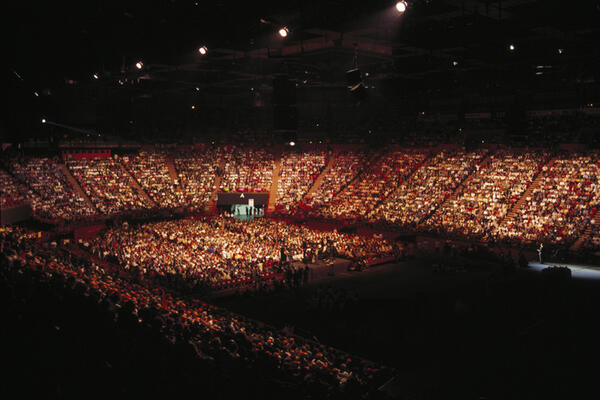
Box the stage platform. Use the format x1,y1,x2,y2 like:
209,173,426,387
528,261,600,280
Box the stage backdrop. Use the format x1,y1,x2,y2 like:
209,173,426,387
217,192,269,206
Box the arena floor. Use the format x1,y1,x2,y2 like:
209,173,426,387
215,257,600,399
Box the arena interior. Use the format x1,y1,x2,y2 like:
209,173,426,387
4,1,600,399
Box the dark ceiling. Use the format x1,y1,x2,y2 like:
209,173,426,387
8,0,599,88
5,0,600,140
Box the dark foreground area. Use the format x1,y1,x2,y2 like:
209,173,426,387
2,253,600,399
216,258,600,399
0,268,306,400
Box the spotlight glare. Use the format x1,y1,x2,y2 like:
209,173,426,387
135,61,143,70
278,27,289,38
508,44,515,51
396,1,407,13
289,141,295,146
198,46,208,55
93,73,99,79
41,118,46,124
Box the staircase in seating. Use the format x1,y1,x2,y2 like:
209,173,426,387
166,155,180,187
116,160,157,208
418,150,494,226
330,149,384,202
303,150,337,201
58,163,98,213
570,215,598,252
498,155,559,228
207,159,226,213
370,150,436,215
267,148,282,212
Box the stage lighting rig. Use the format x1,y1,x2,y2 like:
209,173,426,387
260,18,291,38
278,27,289,38
396,1,408,13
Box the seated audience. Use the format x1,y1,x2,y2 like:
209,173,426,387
67,158,149,215
320,149,427,219
121,151,185,208
425,151,548,240
497,153,600,245
219,145,274,192
306,149,371,207
374,150,486,227
276,150,327,209
9,156,95,220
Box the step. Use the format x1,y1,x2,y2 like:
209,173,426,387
166,155,180,187
267,147,282,212
371,150,436,215
500,155,559,226
206,159,226,213
422,150,494,225
116,160,157,207
58,163,98,213
303,151,337,201
570,221,598,252
330,149,384,201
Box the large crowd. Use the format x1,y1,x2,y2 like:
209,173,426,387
497,153,600,245
320,149,427,219
9,157,95,220
306,149,372,207
0,225,392,397
219,145,274,192
121,151,185,208
373,150,487,228
174,148,220,207
89,215,393,287
425,151,549,240
276,150,327,209
0,168,35,209
67,158,150,215
2,146,600,250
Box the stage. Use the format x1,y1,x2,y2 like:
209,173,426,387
528,261,600,280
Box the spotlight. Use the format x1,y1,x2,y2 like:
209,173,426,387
93,73,99,79
278,27,289,38
135,61,143,70
198,46,208,55
41,118,46,124
289,141,295,146
508,44,515,52
396,1,408,13
34,91,39,97
558,48,564,54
